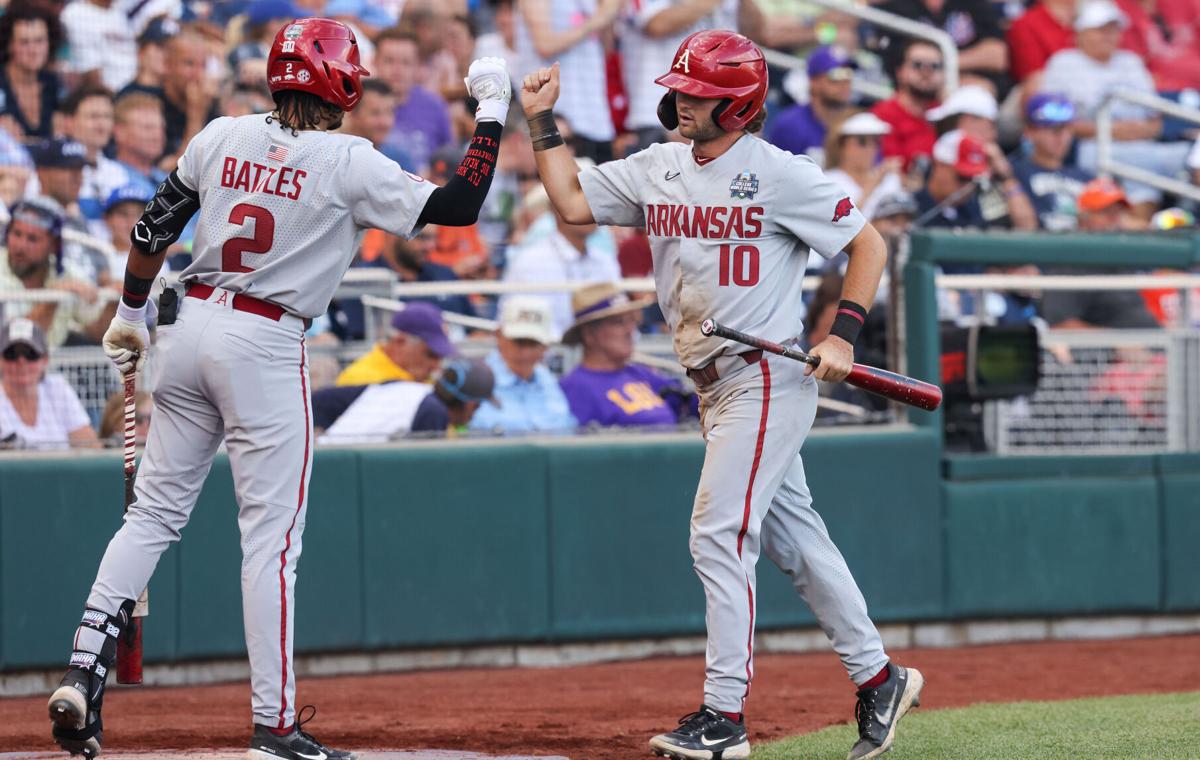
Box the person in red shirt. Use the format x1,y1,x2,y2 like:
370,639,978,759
1006,0,1077,83
871,39,944,172
1116,0,1200,90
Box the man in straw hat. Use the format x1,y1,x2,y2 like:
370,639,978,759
559,282,693,428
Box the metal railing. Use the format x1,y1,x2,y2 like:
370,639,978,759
1096,88,1200,202
761,0,958,94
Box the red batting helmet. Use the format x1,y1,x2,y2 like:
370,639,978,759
655,30,768,133
267,18,369,112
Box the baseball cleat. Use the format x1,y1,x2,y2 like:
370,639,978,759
649,705,751,759
247,705,356,760
847,663,924,760
48,668,103,758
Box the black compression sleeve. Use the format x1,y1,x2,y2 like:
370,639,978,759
417,121,502,227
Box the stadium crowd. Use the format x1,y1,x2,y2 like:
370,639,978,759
0,0,1194,446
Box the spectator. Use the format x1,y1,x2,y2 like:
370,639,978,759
474,0,518,75
373,28,453,172
1041,0,1191,218
61,0,138,92
0,317,98,449
381,227,476,317
0,197,107,346
823,112,904,222
26,137,114,285
62,86,130,240
401,6,460,90
559,282,687,428
618,0,759,153
766,46,856,163
913,129,994,229
1011,93,1092,231
343,78,414,167
112,93,167,189
119,26,220,158
470,296,576,434
100,184,155,284
1006,0,1076,84
336,301,455,386
869,189,918,238
1039,178,1160,328
124,17,178,94
502,164,622,338
0,3,64,140
516,0,623,162
98,388,153,445
317,358,495,441
926,84,998,142
1116,0,1200,91
871,39,944,173
0,130,34,206
875,0,1009,95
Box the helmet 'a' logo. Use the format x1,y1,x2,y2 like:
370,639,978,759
832,196,854,222
674,48,691,74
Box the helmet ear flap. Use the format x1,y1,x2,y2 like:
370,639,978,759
711,98,732,131
657,90,678,130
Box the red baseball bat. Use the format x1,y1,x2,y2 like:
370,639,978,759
115,370,145,685
700,319,943,411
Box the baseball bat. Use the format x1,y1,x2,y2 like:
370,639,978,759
700,319,943,411
115,370,146,685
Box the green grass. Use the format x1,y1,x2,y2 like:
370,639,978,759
754,691,1200,760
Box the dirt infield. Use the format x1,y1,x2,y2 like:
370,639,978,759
3,634,1196,758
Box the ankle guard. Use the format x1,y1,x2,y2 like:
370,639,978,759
69,600,135,712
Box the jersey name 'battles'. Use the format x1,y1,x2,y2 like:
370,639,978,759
579,135,866,368
174,113,436,317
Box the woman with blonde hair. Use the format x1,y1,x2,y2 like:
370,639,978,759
824,111,905,221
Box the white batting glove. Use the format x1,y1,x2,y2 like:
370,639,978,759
464,57,511,124
103,301,151,375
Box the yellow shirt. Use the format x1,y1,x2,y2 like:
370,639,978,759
336,344,416,386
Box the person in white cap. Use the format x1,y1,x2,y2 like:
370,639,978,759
926,84,999,143
823,112,904,222
1041,0,1190,219
469,295,576,435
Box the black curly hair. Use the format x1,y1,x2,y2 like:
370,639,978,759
0,1,64,69
268,90,344,134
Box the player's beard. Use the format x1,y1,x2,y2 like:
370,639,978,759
679,118,724,143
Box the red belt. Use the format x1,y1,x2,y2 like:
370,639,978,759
186,283,287,321
687,350,763,386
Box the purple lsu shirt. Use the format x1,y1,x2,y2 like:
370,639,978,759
559,364,678,428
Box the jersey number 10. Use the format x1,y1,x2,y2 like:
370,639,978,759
718,244,760,287
222,203,276,272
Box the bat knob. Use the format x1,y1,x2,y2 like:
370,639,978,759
700,319,716,337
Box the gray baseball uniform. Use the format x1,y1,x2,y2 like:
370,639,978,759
579,136,888,712
81,113,435,728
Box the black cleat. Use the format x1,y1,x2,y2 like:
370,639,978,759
847,663,924,759
649,705,750,759
247,706,356,760
48,666,103,758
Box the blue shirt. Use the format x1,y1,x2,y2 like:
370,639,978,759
765,104,826,158
1011,156,1092,232
468,350,576,435
385,86,452,172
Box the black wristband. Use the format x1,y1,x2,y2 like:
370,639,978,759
121,270,154,309
829,299,867,345
527,109,564,151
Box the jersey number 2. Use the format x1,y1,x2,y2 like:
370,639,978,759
718,244,759,287
222,203,275,272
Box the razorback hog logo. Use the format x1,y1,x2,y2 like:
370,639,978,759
832,196,854,222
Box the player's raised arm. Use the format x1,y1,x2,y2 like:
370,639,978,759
521,63,596,225
416,57,511,227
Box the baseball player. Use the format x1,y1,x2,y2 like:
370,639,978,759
523,30,923,760
47,18,511,760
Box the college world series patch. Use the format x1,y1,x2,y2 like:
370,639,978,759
730,171,759,200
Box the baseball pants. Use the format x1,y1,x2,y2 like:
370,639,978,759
691,353,888,713
85,290,313,728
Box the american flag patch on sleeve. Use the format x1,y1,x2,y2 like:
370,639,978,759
266,144,289,162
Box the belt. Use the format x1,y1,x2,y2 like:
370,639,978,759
186,283,289,322
687,349,764,386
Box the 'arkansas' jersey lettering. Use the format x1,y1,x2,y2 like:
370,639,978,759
645,204,764,239
220,157,306,200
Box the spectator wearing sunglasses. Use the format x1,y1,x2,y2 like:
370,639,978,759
0,317,98,450
871,39,945,173
766,46,857,164
824,112,904,223
875,0,1009,96
1011,94,1093,231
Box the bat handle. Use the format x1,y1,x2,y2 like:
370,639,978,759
123,370,136,478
